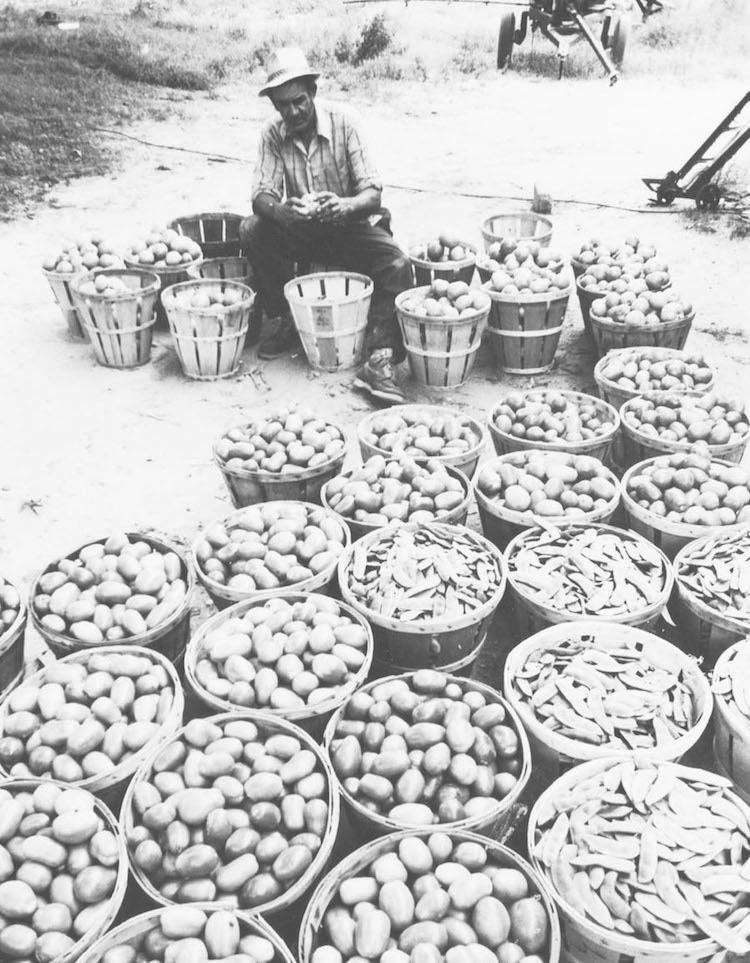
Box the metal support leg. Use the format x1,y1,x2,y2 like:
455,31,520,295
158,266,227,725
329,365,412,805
571,8,618,83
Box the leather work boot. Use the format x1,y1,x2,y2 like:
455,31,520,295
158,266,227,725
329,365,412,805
353,348,406,404
258,315,299,360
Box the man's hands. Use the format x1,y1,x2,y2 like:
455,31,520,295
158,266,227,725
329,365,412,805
314,192,354,225
272,192,355,227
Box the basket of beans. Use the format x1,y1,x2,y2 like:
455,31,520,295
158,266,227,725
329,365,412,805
122,713,339,919
622,453,750,559
185,593,373,738
619,391,750,468
0,646,183,808
30,532,193,661
193,501,350,610
0,574,25,702
78,904,294,963
322,456,471,541
476,236,564,284
504,523,673,636
712,640,750,804
300,829,561,963
474,450,620,550
213,406,347,508
673,526,750,664
489,389,620,463
594,347,714,410
338,523,506,675
407,235,478,286
504,621,712,784
571,235,658,279
325,669,530,839
528,758,750,963
357,405,487,480
0,779,127,963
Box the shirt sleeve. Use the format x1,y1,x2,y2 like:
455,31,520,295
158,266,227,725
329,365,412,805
251,123,285,202
345,113,382,194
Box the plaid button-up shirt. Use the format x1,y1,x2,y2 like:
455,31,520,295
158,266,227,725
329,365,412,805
252,103,382,205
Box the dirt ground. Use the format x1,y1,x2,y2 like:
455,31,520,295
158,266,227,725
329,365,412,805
1,71,749,682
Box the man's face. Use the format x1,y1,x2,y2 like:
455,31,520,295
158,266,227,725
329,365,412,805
270,79,316,135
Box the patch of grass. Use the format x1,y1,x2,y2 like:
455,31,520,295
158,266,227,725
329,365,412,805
0,52,156,220
452,34,493,75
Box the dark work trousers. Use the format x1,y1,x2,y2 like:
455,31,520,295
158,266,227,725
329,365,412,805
240,214,413,359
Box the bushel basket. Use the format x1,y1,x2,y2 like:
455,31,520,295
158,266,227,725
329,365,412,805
590,309,694,357
593,346,715,410
480,211,553,250
169,211,244,258
409,241,477,286
285,272,373,372
44,265,89,340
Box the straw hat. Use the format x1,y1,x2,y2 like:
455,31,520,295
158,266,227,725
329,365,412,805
259,46,320,97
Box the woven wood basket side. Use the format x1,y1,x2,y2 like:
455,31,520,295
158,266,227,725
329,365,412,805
121,712,341,919
488,325,563,375
713,641,750,804
590,310,694,358
44,267,89,340
169,211,244,258
300,829,561,963
480,212,553,251
485,285,571,332
323,672,531,839
504,620,713,783
0,592,26,704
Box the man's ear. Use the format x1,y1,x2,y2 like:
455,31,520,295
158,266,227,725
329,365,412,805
308,80,318,97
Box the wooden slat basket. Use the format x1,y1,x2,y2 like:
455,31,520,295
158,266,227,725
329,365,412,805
712,640,750,805
0,577,26,704
590,309,694,358
593,346,715,410
321,462,472,541
184,592,374,740
395,287,490,389
336,522,507,674
356,404,487,480
323,672,531,841
187,254,254,288
474,451,621,550
504,620,713,785
409,240,477,286
284,272,373,372
300,829,561,963
72,268,160,369
480,211,553,251
43,266,89,340
162,278,255,380
169,211,244,258
488,389,620,463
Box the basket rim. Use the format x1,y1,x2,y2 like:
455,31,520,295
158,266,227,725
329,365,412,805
593,346,715,399
191,500,351,604
169,211,244,226
395,285,490,324
473,449,621,529
620,454,749,540
712,639,750,734
71,267,161,300
0,644,184,790
504,521,675,622
480,211,553,238
321,461,472,536
29,530,194,648
183,591,374,722
527,756,750,955
323,670,532,834
408,239,478,270
161,277,255,309
76,902,294,963
123,253,203,274
213,418,348,479
488,389,621,453
619,389,750,457
284,271,374,307
186,255,252,281
42,264,88,280
483,279,572,303
336,520,507,633
356,404,487,467
299,826,561,963
590,306,694,334
120,710,341,916
504,619,713,763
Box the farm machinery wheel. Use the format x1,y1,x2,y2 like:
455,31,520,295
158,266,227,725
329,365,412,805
497,13,516,69
608,14,629,66
655,187,677,205
696,183,722,210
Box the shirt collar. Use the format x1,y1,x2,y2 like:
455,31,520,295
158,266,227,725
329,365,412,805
281,104,333,144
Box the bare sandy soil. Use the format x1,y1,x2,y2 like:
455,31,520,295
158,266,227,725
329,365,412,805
2,71,749,680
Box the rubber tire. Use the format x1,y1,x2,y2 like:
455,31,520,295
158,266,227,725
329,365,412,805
609,14,629,66
696,184,721,210
497,13,515,69
656,188,676,206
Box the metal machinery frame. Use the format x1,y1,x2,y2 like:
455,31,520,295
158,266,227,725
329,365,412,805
643,92,750,208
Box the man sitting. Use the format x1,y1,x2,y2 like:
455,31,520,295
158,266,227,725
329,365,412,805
240,46,413,404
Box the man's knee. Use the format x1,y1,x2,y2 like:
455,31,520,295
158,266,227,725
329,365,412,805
392,253,413,288
240,214,266,248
